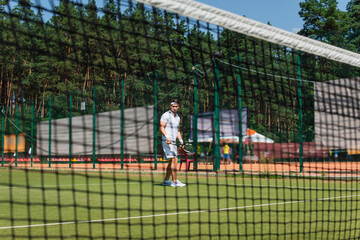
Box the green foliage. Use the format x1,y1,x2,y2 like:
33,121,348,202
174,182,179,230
299,0,349,48
347,0,360,51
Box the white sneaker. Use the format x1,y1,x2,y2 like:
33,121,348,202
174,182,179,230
173,180,186,187
162,180,172,186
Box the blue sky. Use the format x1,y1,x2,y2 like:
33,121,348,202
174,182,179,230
197,0,349,33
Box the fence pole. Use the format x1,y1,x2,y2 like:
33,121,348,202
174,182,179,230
1,107,5,167
237,56,243,171
193,65,198,170
297,51,303,172
31,101,34,167
69,93,72,168
120,75,125,170
92,87,96,169
154,72,158,170
213,59,221,171
48,97,52,168
15,105,18,167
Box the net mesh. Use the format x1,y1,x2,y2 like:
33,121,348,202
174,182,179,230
1,0,360,239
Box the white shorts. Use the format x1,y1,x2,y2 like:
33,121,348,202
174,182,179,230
162,141,178,159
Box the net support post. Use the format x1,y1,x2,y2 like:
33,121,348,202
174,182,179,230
69,93,72,168
15,105,18,167
297,51,303,172
154,72,158,170
120,75,125,170
48,97,52,168
31,101,34,167
1,107,5,167
92,87,96,169
213,59,221,171
237,56,243,171
193,65,198,170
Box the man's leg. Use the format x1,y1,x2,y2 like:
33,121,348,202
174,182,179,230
171,157,185,187
164,158,173,181
171,157,178,182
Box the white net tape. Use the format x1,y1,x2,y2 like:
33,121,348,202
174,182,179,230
137,0,360,68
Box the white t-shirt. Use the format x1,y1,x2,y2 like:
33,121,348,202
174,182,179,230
160,110,180,142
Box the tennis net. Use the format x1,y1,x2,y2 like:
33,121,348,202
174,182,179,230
1,0,360,239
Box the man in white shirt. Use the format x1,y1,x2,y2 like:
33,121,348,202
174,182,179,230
159,99,186,187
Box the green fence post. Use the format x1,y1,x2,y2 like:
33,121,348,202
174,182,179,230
193,65,198,170
93,87,96,169
154,72,158,170
69,93,72,168
120,76,125,170
1,107,5,167
237,56,243,171
48,97,52,168
213,59,221,171
297,51,303,172
31,101,34,167
15,105,18,167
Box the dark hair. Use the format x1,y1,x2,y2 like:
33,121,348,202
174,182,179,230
171,99,180,105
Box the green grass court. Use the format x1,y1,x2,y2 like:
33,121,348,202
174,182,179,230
1,169,360,239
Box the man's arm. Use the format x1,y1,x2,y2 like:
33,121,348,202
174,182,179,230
160,121,171,144
177,128,184,146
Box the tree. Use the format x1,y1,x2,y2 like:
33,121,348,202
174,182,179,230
347,0,360,52
299,0,349,48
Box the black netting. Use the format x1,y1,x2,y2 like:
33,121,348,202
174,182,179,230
0,0,360,239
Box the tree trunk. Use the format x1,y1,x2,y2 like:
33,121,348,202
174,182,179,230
83,66,90,91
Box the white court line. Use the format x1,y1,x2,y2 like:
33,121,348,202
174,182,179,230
1,193,359,230
225,183,360,191
0,182,140,189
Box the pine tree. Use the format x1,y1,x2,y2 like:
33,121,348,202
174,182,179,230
299,0,349,48
347,0,360,52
